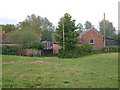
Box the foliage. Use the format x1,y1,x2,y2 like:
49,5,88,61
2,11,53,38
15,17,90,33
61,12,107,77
77,43,93,55
17,14,54,33
56,13,79,50
84,21,97,30
76,23,83,33
58,49,78,58
118,33,120,40
58,43,93,58
30,42,45,50
41,30,53,40
2,24,15,33
8,29,37,49
16,14,41,33
2,53,118,88
1,45,20,55
16,14,55,40
84,21,92,29
93,46,119,54
99,20,116,39
40,17,55,32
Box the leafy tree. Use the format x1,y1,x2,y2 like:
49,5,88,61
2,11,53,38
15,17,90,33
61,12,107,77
55,13,79,50
2,24,15,33
16,14,55,40
8,29,38,50
41,30,53,40
30,42,45,50
84,21,92,29
40,17,55,40
16,14,41,33
76,23,83,33
99,20,116,39
40,17,55,32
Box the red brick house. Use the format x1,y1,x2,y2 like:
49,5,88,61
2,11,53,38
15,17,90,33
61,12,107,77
79,29,104,49
52,29,104,54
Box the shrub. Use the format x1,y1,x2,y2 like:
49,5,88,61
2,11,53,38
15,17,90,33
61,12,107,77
101,46,119,53
93,46,119,54
77,43,93,56
1,45,20,55
58,43,93,58
30,42,45,50
58,49,78,58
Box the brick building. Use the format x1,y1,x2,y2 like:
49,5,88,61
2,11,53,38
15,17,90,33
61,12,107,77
79,29,104,49
52,29,104,54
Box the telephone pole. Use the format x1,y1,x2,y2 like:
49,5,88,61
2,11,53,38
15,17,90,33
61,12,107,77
63,19,65,50
103,13,106,47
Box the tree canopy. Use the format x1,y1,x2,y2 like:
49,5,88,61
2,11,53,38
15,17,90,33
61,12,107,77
99,20,116,39
2,24,15,33
55,13,79,50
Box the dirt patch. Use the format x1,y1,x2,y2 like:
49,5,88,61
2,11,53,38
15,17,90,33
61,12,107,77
45,57,59,58
2,61,17,64
30,61,45,63
2,60,46,64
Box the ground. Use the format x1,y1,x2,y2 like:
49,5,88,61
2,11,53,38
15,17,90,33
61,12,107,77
1,53,118,88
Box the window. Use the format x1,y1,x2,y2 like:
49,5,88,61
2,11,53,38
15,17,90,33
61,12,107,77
89,38,94,44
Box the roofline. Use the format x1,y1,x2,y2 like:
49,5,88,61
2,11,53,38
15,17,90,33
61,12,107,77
80,29,103,37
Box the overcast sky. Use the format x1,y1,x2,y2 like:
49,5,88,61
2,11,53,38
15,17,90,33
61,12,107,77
0,0,119,30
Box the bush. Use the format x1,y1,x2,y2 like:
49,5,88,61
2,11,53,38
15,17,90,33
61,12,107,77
92,46,119,54
58,49,78,58
58,43,93,58
1,45,20,55
77,43,93,56
30,42,45,50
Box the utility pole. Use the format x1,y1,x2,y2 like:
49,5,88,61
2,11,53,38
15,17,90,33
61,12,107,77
63,19,65,50
103,13,106,47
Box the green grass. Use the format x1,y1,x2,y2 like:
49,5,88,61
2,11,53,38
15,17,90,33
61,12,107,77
2,53,118,88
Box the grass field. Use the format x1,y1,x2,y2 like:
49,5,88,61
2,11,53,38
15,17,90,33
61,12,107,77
2,53,118,88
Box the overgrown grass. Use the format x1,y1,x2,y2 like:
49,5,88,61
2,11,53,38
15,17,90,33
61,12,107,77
2,53,118,88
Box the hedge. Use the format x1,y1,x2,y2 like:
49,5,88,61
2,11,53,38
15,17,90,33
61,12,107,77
0,45,20,55
58,43,93,58
58,43,119,58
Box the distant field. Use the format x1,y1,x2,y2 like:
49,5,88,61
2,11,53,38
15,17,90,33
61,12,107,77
2,53,118,88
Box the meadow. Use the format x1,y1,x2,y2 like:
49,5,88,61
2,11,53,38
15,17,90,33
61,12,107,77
2,53,118,88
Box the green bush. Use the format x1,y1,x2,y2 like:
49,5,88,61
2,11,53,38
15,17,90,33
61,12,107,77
58,49,78,58
77,43,93,56
93,46,119,54
30,42,45,50
58,43,93,58
1,45,20,55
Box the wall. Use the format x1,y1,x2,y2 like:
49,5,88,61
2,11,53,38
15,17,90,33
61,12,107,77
81,30,104,49
53,43,61,54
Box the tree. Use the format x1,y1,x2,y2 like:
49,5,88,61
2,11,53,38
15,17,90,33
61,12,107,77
16,14,41,34
16,14,55,40
99,20,116,39
84,21,92,29
8,29,37,49
30,42,45,50
55,13,79,50
117,33,120,40
76,23,83,33
41,30,53,40
40,17,55,40
40,17,55,32
2,24,15,33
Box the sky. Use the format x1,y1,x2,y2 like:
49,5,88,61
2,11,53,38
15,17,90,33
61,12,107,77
0,0,119,31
